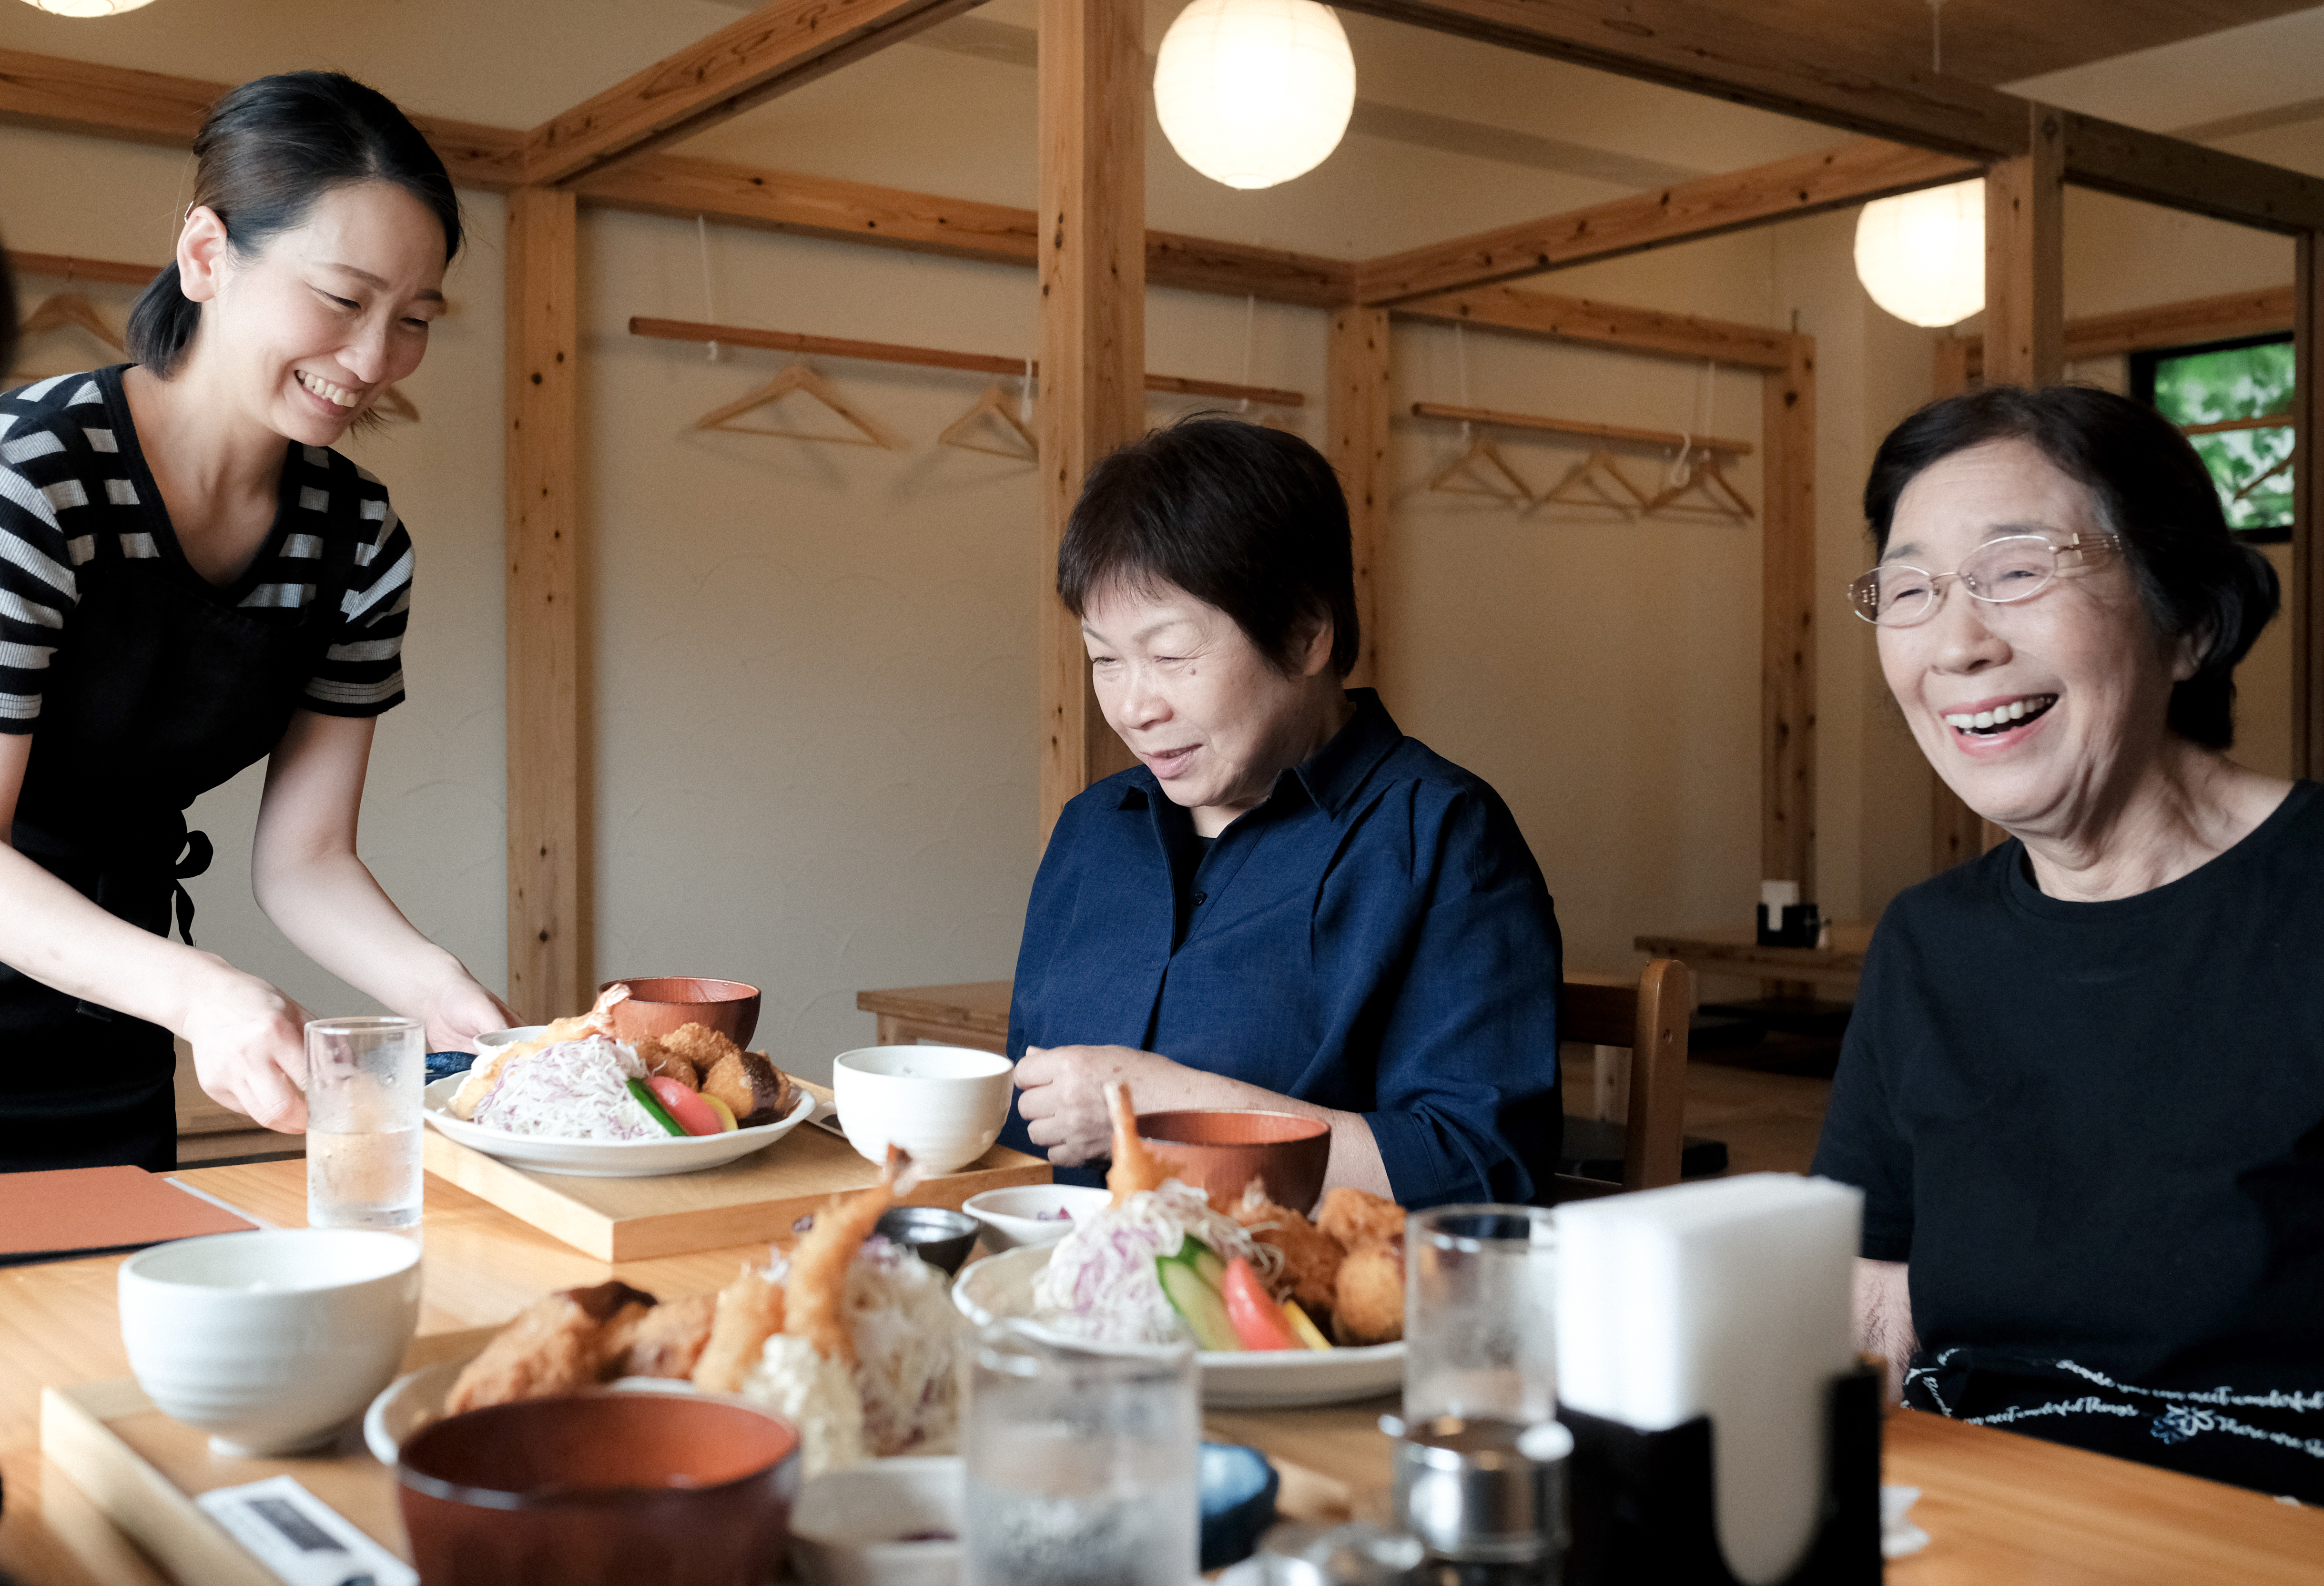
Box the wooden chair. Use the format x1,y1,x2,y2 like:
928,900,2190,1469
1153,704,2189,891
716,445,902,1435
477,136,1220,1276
1551,957,1693,1201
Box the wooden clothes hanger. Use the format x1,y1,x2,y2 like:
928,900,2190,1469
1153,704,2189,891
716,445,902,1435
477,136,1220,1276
1429,427,1533,505
1647,450,1755,520
938,382,1036,460
17,291,124,354
1539,447,1652,516
696,362,896,447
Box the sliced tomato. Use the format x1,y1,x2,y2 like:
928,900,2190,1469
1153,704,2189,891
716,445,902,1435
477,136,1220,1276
1221,1256,1303,1352
647,1075,723,1137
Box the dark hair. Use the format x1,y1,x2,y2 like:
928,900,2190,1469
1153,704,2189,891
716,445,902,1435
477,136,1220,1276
1864,384,2279,750
1058,417,1360,677
129,71,462,378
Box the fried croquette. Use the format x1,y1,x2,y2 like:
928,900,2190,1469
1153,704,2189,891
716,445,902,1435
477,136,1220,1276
1332,1237,1405,1345
631,1036,700,1090
1230,1190,1345,1321
1317,1186,1406,1252
614,1290,717,1379
446,1280,658,1413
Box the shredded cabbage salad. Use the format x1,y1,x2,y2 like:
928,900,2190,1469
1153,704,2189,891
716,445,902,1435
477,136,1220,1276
470,1037,657,1140
1031,1181,1283,1346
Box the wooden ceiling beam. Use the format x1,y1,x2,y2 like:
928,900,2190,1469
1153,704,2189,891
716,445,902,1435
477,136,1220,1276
571,152,1356,306
1392,284,1791,368
0,46,528,191
519,0,984,187
1356,139,1980,305
1952,284,2298,379
1330,0,2324,234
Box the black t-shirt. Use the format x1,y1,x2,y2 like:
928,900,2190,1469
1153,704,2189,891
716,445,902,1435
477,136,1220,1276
1814,783,2324,1493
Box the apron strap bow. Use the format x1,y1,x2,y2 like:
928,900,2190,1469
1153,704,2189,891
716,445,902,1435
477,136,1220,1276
172,828,213,946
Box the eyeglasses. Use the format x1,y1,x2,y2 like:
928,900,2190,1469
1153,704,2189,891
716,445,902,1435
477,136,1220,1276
1847,531,2121,627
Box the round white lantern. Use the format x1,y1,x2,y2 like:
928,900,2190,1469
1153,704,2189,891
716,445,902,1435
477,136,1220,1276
1853,179,1986,328
1154,0,1357,192
16,0,159,13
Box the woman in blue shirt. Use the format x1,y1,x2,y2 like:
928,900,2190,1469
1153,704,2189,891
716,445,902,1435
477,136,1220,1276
1003,418,1563,1207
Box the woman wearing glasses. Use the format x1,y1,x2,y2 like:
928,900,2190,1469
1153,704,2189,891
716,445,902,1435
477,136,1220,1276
1812,385,2323,1499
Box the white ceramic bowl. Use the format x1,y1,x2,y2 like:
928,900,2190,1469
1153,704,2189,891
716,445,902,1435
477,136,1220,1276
789,1456,962,1586
119,1229,422,1456
474,1024,548,1053
831,1046,1014,1176
962,1183,1113,1250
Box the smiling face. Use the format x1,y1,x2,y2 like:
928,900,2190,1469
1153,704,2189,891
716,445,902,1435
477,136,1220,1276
1877,438,2198,834
1080,579,1341,832
177,181,447,445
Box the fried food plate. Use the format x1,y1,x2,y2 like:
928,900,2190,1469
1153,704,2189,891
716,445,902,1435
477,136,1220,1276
421,1073,815,1177
951,1245,1404,1409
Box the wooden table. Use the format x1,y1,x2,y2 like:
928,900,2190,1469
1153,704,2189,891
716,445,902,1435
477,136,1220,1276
7,1159,2323,1585
857,980,1011,1053
1635,922,1876,996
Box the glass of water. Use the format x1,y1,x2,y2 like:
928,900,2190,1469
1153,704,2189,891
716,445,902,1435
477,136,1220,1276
1404,1204,1558,1426
963,1322,1198,1586
305,1016,425,1231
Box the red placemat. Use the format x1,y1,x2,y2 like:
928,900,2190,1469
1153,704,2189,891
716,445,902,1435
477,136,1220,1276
0,1165,260,1264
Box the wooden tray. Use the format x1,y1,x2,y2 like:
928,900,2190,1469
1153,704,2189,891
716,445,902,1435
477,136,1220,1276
421,1076,1049,1261
38,1329,494,1586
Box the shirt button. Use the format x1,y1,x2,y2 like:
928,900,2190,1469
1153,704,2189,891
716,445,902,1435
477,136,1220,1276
1191,891,1207,905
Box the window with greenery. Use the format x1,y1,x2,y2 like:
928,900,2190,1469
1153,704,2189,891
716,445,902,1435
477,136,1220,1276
2131,333,2294,543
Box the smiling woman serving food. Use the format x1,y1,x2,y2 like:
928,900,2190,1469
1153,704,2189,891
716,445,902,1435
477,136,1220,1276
1001,417,1563,1208
0,73,511,1171
1812,385,2324,1499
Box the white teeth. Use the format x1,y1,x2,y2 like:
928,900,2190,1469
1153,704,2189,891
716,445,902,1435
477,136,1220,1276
1946,696,2053,732
1973,711,1995,729
298,372,357,409
2007,701,2024,721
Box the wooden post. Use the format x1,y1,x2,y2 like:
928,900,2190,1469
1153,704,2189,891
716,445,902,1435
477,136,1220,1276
504,188,586,1021
1983,104,2066,389
2296,232,2324,779
1328,306,1391,687
1036,0,1147,841
1762,333,1817,902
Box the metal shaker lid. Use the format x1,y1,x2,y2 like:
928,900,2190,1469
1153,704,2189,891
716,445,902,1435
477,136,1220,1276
1254,1521,1426,1585
1390,1416,1572,1564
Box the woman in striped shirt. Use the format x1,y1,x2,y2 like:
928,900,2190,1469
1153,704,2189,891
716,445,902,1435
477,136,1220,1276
0,73,512,1169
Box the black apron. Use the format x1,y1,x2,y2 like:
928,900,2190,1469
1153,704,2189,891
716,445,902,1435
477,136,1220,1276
0,372,365,1171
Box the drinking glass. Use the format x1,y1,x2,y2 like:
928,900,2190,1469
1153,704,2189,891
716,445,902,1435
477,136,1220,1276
1404,1204,1557,1425
962,1322,1198,1586
305,1016,425,1231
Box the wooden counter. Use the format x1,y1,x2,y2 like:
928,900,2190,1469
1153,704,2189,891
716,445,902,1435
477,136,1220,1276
856,980,1011,1053
5,1158,2321,1585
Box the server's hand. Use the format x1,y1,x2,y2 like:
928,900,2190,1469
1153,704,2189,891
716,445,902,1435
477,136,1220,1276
183,971,313,1132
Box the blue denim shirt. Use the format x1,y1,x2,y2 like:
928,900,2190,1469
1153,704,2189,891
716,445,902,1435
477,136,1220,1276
1002,691,1563,1206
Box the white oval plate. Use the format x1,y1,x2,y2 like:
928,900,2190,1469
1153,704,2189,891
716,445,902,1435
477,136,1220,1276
421,1072,815,1177
952,1245,1404,1409
363,1344,697,1466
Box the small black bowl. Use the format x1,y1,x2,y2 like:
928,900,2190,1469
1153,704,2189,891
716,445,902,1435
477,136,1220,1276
873,1207,979,1276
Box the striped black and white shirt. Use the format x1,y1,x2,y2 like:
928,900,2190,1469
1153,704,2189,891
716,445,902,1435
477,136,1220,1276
0,366,413,732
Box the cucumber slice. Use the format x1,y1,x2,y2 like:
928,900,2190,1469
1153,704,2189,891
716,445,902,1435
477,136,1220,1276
626,1078,687,1138
1157,1247,1241,1352
1180,1237,1228,1291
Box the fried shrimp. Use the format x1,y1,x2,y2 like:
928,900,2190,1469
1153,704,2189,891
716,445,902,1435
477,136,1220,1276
784,1146,921,1369
1230,1184,1345,1320
1105,1081,1176,1206
446,1280,656,1413
693,1261,787,1394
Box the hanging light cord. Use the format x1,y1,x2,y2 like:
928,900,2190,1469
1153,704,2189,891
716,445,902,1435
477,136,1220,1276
696,214,720,362
1929,0,1944,75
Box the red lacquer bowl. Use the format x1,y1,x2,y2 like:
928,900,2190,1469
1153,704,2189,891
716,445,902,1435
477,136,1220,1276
1137,1108,1332,1214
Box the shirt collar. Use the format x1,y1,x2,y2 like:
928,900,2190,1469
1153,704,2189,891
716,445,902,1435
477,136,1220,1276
1109,687,1404,822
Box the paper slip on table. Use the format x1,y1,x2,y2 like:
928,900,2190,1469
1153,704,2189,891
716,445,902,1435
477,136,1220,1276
38,1327,1371,1586
421,1074,1049,1261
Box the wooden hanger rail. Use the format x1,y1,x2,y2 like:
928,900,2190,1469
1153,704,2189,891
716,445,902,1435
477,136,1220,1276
1411,400,1753,457
5,250,161,288
630,316,1305,410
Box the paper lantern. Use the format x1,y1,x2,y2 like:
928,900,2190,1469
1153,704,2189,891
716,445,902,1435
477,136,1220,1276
15,0,159,12
1853,179,1986,329
1154,0,1356,191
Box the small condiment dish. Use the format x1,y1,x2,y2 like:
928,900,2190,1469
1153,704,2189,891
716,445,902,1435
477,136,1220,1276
874,1206,981,1275
118,1228,422,1456
831,1046,1014,1176
789,1454,962,1586
962,1183,1112,1250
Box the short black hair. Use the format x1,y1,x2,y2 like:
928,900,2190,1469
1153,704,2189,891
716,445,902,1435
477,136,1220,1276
129,71,462,379
1058,416,1360,677
1864,384,2279,750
